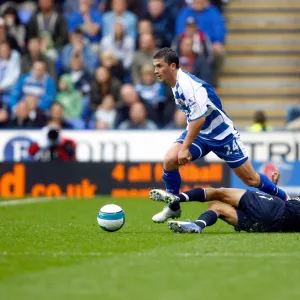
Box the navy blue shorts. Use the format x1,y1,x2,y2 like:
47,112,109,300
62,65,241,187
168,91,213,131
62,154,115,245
235,191,285,232
176,131,248,168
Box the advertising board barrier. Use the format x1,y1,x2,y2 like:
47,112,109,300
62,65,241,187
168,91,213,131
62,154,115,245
0,161,230,198
0,130,299,162
231,161,300,196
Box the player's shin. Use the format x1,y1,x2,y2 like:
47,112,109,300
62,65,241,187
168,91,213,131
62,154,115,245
195,210,218,231
176,188,207,202
257,173,287,200
162,169,181,211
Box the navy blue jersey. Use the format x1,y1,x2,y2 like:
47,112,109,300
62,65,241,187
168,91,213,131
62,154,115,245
236,191,300,232
236,191,285,232
281,198,300,232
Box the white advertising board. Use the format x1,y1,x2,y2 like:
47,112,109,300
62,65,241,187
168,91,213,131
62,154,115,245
0,130,299,162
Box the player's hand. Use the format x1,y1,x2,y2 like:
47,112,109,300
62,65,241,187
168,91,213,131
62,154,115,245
271,171,280,185
178,148,192,165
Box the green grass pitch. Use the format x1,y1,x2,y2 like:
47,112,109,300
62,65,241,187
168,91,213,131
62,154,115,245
1,197,300,300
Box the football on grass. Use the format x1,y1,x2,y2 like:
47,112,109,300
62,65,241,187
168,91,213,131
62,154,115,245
97,204,125,232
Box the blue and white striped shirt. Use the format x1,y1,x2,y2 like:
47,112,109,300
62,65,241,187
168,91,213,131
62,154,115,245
172,69,236,141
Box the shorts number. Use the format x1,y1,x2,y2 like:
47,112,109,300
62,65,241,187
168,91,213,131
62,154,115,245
224,140,239,155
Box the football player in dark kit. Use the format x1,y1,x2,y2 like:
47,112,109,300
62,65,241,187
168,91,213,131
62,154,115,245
150,171,300,233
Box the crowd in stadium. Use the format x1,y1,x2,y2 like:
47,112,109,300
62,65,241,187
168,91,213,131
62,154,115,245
0,0,245,131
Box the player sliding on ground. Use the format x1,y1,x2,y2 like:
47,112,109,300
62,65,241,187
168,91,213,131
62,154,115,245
152,48,288,223
149,172,300,233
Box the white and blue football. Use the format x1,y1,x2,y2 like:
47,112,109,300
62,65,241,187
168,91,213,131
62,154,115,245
97,204,125,232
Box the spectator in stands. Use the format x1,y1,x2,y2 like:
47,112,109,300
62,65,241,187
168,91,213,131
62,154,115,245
131,33,157,84
93,94,117,129
0,1,37,16
2,6,26,50
135,64,176,127
7,100,33,128
103,0,145,18
165,109,187,129
137,19,161,50
10,59,56,110
102,0,137,39
48,102,73,128
248,110,272,132
100,19,135,70
100,50,126,82
286,104,300,130
69,54,91,97
68,54,91,119
118,101,157,129
0,17,19,51
176,0,227,86
26,0,68,60
67,0,102,50
0,41,21,104
56,74,84,129
179,36,213,84
172,16,213,62
116,83,140,124
145,0,174,48
25,94,47,127
21,37,56,80
62,28,98,76
138,19,153,36
135,64,165,106
90,66,121,112
63,0,103,14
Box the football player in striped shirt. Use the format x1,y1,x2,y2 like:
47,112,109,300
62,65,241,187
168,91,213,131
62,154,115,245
152,47,287,223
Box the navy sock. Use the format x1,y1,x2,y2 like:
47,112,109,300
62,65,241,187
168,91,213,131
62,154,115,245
162,169,181,211
176,188,206,202
195,210,218,230
257,173,287,200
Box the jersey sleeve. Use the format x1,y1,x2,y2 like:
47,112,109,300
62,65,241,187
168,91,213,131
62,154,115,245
186,86,209,122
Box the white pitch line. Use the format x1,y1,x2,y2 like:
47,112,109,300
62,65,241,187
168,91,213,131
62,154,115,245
1,251,300,258
0,197,65,207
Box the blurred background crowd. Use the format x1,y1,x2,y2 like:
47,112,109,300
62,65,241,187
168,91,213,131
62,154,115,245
0,0,229,131
0,0,298,132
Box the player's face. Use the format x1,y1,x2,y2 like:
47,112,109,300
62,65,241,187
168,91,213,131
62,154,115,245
153,58,175,86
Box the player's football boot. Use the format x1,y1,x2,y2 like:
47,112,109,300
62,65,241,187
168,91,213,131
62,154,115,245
149,189,180,205
168,220,202,234
152,206,181,223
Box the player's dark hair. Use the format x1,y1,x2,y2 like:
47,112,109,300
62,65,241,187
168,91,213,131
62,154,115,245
153,47,179,69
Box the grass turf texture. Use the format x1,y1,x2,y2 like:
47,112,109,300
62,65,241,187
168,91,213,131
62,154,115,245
1,197,300,300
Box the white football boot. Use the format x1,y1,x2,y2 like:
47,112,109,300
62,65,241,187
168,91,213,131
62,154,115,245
149,189,180,205
168,220,202,234
152,206,181,223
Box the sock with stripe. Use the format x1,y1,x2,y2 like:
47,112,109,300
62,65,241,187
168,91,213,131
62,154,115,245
176,188,206,203
257,173,287,200
195,210,218,230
